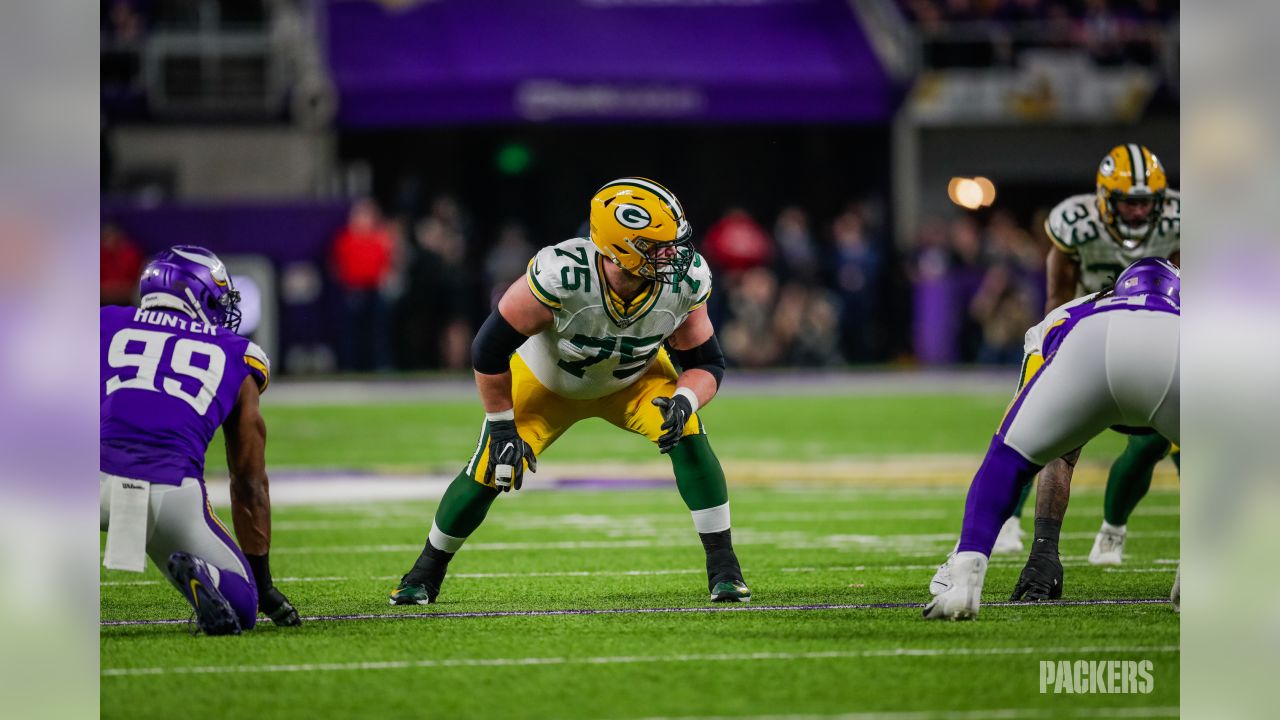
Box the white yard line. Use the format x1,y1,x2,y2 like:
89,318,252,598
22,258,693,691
270,509,957,532
257,530,1179,555
101,568,706,587
100,560,1182,587
102,644,1178,678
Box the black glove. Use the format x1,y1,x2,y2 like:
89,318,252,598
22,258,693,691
484,419,537,491
259,586,302,627
651,395,693,454
1010,552,1063,601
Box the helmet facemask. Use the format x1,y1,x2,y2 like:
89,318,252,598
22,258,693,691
1101,189,1164,249
214,285,243,333
630,223,694,286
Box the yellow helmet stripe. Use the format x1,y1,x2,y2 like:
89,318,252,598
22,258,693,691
1127,143,1145,186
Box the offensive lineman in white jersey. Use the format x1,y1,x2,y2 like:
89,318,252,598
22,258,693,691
993,144,1180,569
389,177,750,605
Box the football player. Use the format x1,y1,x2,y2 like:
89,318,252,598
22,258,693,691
390,177,750,605
925,259,1180,620
996,144,1180,563
101,246,300,634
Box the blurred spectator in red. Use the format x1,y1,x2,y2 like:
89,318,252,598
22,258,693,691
331,198,396,371
101,222,144,306
702,207,774,276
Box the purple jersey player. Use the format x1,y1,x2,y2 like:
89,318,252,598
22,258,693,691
925,258,1180,620
100,246,300,634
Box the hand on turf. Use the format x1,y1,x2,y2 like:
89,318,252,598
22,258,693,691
260,586,302,627
1010,553,1063,602
485,419,537,491
651,395,693,454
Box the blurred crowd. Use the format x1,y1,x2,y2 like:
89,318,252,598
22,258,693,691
102,196,1054,372
907,209,1048,366
297,195,1052,373
898,0,1179,67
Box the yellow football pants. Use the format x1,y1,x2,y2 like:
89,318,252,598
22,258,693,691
465,349,705,488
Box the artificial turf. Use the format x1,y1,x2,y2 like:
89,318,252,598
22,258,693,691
102,389,1177,719
102,490,1178,718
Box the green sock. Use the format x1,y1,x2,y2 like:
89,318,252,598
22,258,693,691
669,434,729,512
1103,433,1171,526
1010,475,1033,518
434,470,500,538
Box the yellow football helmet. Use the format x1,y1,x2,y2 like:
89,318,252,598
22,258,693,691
589,177,694,284
1096,143,1168,246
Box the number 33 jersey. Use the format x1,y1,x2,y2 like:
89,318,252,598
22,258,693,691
1044,190,1180,294
100,305,270,485
519,237,713,400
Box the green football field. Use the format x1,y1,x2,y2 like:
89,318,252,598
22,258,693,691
101,387,1180,719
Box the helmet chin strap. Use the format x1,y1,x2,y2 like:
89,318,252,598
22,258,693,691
183,287,216,326
140,292,199,319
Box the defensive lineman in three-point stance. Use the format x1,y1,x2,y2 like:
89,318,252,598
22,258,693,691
989,143,1180,567
924,259,1180,620
390,177,751,606
101,246,300,634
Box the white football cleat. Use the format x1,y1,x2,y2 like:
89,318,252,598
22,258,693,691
1170,566,1180,613
923,551,987,620
992,516,1025,554
929,553,953,596
1088,522,1127,565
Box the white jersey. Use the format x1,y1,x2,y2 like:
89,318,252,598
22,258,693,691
518,237,713,400
1044,190,1180,293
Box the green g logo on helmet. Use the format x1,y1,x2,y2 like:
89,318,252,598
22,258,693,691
614,203,651,230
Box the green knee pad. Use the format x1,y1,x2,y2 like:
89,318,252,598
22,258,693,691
669,434,729,512
434,470,500,539
1103,433,1172,526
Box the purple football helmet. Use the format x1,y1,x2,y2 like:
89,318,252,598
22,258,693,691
138,246,242,332
1113,257,1180,304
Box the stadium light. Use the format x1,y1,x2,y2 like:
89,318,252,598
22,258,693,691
974,176,996,206
948,176,997,210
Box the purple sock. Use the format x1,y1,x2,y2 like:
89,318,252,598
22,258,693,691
216,568,259,631
957,436,1043,556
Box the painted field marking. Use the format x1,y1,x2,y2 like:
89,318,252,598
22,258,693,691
101,560,1181,587
101,598,1172,628
238,530,1179,555
627,707,1179,720
101,643,1178,678
270,509,960,532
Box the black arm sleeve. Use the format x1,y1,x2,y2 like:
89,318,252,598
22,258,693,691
671,334,726,389
472,311,529,375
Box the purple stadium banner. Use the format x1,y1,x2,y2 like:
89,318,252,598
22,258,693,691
323,0,897,126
